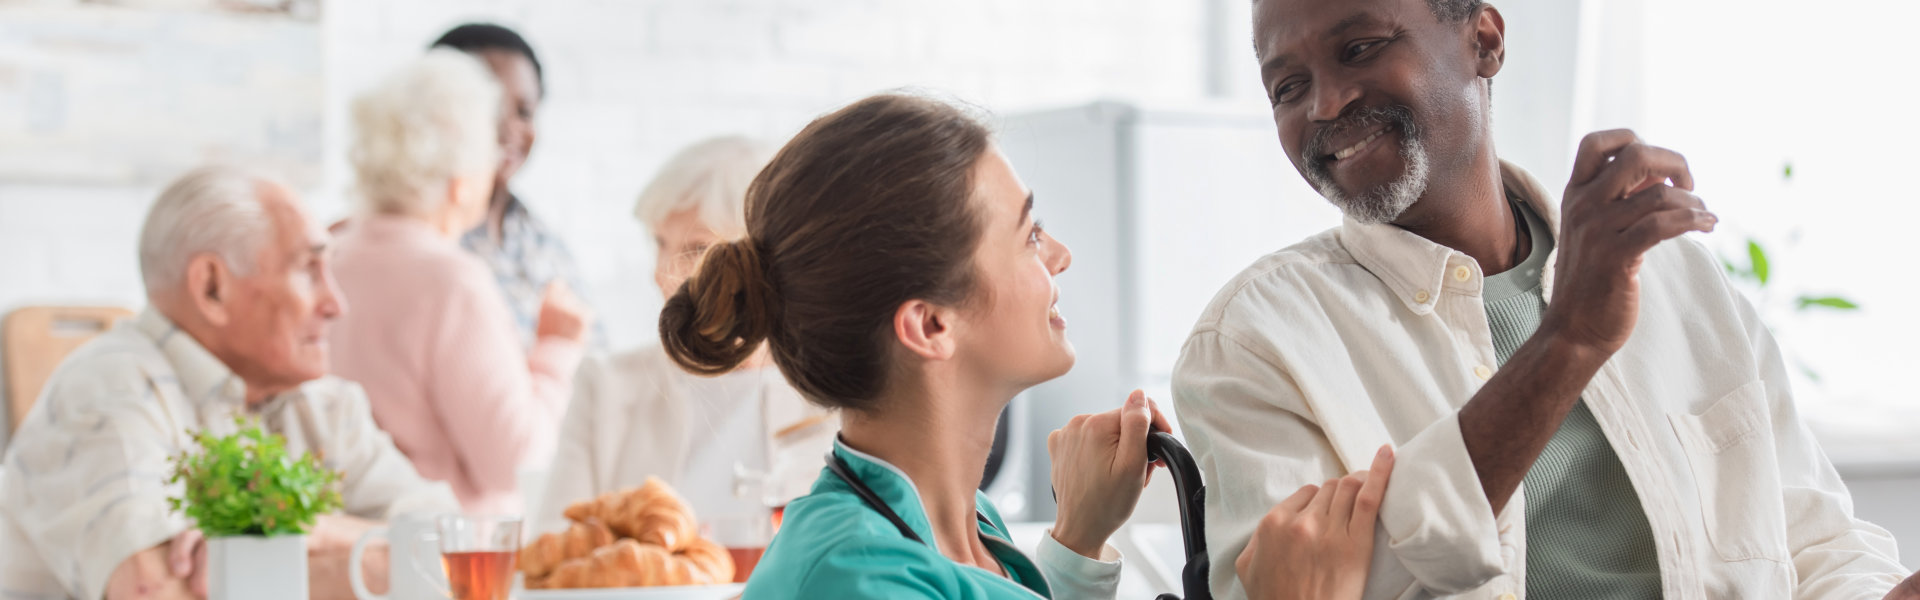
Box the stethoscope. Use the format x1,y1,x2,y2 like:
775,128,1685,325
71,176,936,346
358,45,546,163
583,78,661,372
824,452,998,545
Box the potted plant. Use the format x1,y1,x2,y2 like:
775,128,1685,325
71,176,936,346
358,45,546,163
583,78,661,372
169,419,343,600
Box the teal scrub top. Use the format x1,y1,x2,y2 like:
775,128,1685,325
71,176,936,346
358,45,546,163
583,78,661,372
741,440,1054,599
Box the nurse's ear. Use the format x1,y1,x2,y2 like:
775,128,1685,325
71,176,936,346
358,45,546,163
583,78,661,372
892,298,958,362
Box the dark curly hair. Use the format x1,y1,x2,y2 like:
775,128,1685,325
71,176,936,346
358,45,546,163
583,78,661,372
429,23,544,98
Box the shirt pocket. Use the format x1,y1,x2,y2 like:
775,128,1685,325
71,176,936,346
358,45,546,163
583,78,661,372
1666,379,1789,563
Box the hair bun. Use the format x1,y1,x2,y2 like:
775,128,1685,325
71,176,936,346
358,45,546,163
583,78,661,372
659,238,778,375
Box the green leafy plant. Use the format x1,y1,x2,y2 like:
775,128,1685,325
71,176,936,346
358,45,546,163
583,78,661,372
168,419,343,537
1718,161,1861,383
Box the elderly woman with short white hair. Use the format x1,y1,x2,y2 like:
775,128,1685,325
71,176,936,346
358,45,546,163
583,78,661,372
534,137,835,552
328,49,583,515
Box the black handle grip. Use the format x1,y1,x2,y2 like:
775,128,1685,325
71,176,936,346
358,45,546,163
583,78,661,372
1145,431,1211,600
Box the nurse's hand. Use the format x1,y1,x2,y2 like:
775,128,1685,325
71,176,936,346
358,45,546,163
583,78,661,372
1236,444,1394,600
1048,389,1170,559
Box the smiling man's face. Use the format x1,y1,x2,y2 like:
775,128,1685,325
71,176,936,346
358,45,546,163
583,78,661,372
1255,0,1495,224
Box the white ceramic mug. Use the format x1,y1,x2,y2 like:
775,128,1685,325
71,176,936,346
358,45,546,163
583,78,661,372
349,513,450,600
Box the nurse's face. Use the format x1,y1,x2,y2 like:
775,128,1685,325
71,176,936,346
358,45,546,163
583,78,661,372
953,147,1076,391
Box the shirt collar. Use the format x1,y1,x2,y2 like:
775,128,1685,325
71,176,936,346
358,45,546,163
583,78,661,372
831,437,940,544
134,308,300,417
827,438,1051,597
1337,160,1562,314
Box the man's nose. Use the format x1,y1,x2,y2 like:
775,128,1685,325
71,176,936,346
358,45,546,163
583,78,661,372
318,277,347,319
1308,76,1361,124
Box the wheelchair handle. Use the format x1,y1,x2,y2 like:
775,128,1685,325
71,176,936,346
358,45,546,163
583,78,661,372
1146,431,1211,600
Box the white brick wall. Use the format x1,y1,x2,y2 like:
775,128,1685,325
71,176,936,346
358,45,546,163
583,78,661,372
318,0,1211,351
1,0,1215,420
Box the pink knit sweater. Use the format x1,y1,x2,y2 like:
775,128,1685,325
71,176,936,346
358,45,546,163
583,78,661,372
328,215,581,515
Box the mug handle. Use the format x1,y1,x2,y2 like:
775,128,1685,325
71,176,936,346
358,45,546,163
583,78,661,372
410,531,453,599
349,526,389,600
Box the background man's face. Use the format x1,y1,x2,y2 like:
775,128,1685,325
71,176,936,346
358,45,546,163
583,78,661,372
219,184,344,391
1254,0,1489,223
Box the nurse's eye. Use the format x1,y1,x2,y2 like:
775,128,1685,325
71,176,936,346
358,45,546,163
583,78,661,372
1028,221,1046,245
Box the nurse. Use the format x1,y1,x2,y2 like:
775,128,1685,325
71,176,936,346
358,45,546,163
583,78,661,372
659,93,1390,599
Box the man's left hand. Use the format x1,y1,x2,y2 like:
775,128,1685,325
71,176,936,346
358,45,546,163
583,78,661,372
1885,572,1920,600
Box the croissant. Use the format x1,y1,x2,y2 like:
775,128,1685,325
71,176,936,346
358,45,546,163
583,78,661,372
562,477,699,551
676,536,735,585
539,539,696,589
518,519,616,578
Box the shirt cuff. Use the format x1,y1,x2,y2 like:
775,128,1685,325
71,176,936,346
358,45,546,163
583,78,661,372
527,337,585,381
79,507,186,600
383,481,462,521
1036,528,1122,600
1377,410,1507,594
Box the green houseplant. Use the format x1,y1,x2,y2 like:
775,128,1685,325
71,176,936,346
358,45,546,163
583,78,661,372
1717,162,1862,386
169,419,343,600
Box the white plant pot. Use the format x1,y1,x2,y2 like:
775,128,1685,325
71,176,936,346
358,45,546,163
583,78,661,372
209,534,308,600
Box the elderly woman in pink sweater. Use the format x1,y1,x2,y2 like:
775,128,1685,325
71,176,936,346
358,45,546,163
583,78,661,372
327,50,585,514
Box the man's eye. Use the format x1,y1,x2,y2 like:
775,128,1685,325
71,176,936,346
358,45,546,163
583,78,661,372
1346,40,1387,61
1273,81,1307,104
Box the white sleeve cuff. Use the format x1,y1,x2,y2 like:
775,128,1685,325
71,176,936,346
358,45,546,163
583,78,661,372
1378,410,1508,593
1036,528,1123,600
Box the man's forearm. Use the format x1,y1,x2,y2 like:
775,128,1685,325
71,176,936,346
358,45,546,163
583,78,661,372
1457,329,1611,514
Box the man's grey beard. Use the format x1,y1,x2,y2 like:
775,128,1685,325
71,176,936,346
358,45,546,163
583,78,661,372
1302,106,1432,225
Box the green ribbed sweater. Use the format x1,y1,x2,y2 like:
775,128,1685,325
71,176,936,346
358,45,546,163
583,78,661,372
1485,202,1663,599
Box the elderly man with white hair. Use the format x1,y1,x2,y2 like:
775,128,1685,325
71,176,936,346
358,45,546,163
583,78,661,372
532,136,835,543
0,165,460,600
326,49,583,516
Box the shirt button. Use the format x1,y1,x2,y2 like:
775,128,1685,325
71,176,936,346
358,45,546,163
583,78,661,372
1414,290,1432,303
1453,266,1472,282
1474,365,1494,380
1500,594,1517,600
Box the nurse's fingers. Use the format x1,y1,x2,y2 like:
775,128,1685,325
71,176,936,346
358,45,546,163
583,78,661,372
1306,477,1338,519
1327,472,1365,528
1276,483,1319,514
1351,445,1395,534
1116,391,1150,471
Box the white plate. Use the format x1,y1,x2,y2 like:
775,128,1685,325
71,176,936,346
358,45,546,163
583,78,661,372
518,584,745,600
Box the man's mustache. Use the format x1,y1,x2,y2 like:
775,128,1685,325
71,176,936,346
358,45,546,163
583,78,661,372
1304,105,1420,166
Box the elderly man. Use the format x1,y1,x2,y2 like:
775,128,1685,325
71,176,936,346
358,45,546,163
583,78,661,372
0,166,460,600
1173,0,1920,598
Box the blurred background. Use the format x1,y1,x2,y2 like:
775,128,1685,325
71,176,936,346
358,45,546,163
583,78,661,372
2,0,1916,588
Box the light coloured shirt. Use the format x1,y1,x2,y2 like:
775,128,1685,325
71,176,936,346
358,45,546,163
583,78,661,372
1171,161,1906,599
679,367,773,518
459,195,607,352
331,215,583,515
0,309,459,600
534,347,835,535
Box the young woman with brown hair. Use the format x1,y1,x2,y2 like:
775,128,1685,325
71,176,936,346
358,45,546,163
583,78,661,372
659,93,1391,599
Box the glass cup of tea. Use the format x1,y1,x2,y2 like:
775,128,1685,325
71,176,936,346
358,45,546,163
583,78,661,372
437,515,521,600
704,512,773,584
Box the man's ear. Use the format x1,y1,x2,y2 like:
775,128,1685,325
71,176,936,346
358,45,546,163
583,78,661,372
1472,4,1507,79
185,254,234,327
892,299,957,362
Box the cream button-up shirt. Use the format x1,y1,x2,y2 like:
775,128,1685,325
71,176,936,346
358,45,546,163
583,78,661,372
0,309,459,600
1172,161,1906,599
533,346,836,536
